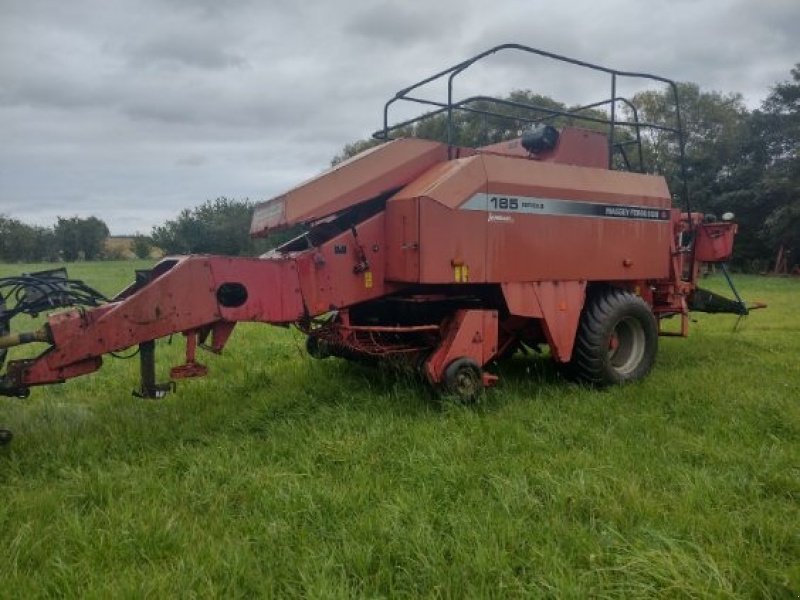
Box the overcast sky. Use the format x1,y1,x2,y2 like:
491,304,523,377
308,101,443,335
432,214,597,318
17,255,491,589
1,0,797,235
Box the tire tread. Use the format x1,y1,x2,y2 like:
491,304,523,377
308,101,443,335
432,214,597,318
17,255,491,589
567,287,658,386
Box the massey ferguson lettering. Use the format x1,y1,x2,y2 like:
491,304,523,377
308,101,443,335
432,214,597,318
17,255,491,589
462,193,669,221
603,206,664,220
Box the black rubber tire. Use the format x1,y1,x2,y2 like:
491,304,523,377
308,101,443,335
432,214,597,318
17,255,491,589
568,288,658,386
443,357,483,402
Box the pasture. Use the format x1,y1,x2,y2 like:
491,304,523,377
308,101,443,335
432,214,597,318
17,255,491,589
1,261,798,597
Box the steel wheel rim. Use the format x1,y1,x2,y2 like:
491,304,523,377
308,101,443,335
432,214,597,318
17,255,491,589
608,316,646,376
453,367,479,398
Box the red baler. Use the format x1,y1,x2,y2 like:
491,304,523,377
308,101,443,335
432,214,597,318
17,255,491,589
0,45,758,423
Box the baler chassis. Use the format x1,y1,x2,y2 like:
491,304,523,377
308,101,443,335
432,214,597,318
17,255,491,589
0,45,765,443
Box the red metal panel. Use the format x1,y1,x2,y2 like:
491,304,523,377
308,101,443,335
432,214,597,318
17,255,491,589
384,196,420,282
395,155,487,209
695,222,737,263
419,198,488,283
394,156,488,284
480,154,672,282
387,152,670,285
250,138,448,235
207,257,305,323
294,212,396,315
478,127,609,169
531,281,586,362
500,282,544,317
500,280,586,362
481,152,670,208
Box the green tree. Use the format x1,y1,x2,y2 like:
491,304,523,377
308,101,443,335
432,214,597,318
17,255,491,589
629,83,749,208
54,216,109,261
132,235,152,259
151,198,275,256
0,216,58,262
756,64,800,267
627,83,781,267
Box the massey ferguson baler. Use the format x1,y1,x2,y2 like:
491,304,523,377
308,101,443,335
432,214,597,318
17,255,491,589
0,46,759,441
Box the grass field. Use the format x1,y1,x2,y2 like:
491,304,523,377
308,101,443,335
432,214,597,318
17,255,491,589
1,261,798,597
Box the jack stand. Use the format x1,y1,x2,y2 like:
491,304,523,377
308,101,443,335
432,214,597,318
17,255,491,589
0,428,11,446
133,340,175,399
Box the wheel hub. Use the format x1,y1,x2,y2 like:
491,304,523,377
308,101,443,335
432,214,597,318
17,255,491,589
607,316,646,376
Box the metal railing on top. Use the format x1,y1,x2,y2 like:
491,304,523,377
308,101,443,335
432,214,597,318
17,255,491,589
373,43,689,216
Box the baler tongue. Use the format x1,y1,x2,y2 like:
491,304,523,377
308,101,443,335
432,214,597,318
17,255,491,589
688,264,767,316
688,288,749,315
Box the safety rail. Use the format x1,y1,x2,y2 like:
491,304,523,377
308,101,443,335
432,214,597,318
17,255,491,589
373,43,689,214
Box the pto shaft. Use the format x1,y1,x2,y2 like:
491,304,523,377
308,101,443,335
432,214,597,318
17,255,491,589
0,328,50,350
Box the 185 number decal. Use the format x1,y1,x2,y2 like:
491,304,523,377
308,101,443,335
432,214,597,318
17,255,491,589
489,196,519,210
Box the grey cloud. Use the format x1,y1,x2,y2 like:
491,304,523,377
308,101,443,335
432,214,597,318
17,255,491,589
344,2,457,43
176,154,208,167
126,35,246,70
1,0,797,234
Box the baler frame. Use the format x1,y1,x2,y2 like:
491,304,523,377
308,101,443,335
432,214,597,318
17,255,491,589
1,45,763,445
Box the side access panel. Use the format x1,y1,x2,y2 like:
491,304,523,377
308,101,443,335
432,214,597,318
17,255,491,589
385,197,420,283
388,155,489,284
419,198,487,284
295,212,395,315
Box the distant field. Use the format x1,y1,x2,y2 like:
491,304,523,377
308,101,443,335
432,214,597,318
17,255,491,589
1,261,798,597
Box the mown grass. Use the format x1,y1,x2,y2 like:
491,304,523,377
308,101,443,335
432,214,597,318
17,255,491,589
1,261,798,597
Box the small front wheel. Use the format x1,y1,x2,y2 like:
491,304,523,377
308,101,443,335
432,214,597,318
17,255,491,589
0,429,12,446
443,358,483,402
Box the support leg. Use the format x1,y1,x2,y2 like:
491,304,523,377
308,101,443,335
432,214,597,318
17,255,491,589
134,341,174,399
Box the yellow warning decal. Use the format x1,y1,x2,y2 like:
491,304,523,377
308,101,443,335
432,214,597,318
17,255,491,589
453,265,470,283
364,271,373,289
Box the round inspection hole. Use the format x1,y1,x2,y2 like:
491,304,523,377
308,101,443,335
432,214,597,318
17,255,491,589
217,282,248,308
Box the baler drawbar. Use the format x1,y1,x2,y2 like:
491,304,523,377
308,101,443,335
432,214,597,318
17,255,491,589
0,45,763,439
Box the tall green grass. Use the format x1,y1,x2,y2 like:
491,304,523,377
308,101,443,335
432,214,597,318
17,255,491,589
1,262,798,597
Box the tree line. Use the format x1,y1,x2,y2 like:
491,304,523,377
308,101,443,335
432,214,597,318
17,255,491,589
2,65,797,270
0,199,292,263
0,215,110,262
